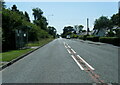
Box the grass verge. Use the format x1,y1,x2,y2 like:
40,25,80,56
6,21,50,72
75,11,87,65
27,38,54,47
1,49,33,62
1,38,54,62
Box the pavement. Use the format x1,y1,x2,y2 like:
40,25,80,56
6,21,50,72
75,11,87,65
1,38,119,83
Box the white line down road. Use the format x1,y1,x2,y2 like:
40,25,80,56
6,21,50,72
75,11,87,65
64,41,94,71
71,55,84,70
77,55,95,70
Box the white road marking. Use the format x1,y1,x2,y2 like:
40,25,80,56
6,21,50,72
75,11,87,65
71,55,84,70
65,45,68,48
71,49,76,54
67,49,71,54
77,55,95,70
68,45,71,48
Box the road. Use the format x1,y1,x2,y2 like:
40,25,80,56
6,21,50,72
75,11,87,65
1,38,119,83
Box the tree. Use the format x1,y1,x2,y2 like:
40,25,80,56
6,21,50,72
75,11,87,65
61,26,74,38
93,16,112,31
25,11,30,22
48,26,57,38
32,8,43,20
74,25,84,34
111,13,119,26
32,8,48,31
11,5,18,12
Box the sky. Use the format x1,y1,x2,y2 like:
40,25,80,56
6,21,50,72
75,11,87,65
5,1,119,34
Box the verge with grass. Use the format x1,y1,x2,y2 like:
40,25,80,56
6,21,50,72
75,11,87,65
1,38,54,62
1,48,33,62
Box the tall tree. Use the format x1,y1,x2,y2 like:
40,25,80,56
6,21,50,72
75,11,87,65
111,13,119,26
11,5,18,11
94,16,112,30
48,26,57,38
32,8,48,30
32,8,43,20
25,11,30,22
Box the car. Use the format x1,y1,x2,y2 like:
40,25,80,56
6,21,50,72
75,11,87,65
66,35,70,39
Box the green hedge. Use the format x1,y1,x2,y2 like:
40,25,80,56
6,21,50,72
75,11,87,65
99,37,120,46
79,35,120,46
86,36,99,42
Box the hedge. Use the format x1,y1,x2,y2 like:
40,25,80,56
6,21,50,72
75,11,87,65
86,36,99,42
99,37,120,46
79,35,120,46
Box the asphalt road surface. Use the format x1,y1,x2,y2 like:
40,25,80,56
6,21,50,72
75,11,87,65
1,38,119,83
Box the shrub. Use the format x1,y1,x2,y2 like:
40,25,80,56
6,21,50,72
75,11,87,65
86,36,99,42
99,37,120,46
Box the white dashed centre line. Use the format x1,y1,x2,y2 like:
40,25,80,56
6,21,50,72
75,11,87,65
67,49,71,54
71,49,76,54
71,55,84,70
77,55,95,70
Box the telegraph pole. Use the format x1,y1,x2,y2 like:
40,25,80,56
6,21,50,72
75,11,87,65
87,18,89,35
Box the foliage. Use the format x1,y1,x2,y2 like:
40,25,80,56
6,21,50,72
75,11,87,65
86,36,99,42
48,26,57,38
32,8,48,31
25,11,30,22
74,25,84,33
2,4,52,51
61,26,74,38
111,13,119,26
93,16,112,30
99,37,120,46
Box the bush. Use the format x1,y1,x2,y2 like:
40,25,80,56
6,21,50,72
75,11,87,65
99,37,120,46
86,36,99,42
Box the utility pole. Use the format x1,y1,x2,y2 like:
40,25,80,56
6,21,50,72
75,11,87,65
87,18,89,35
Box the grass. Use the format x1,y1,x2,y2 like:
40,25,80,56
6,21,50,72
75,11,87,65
27,38,54,47
1,49,33,62
0,38,54,62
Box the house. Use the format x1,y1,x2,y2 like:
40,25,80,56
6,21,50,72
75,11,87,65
92,28,107,37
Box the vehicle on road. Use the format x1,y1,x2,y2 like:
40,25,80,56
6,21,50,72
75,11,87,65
66,35,70,39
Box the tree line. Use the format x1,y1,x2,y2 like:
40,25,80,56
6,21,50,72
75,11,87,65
61,13,119,38
1,2,57,52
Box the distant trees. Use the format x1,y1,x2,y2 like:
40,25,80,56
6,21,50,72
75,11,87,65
48,26,57,38
74,25,84,33
61,26,74,38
